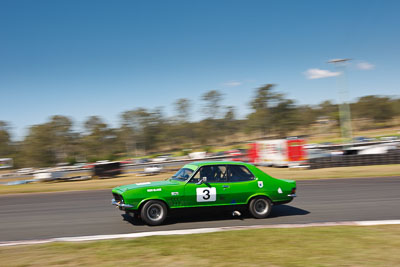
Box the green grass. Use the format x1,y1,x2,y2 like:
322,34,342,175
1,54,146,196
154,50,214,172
1,164,399,195
1,225,400,266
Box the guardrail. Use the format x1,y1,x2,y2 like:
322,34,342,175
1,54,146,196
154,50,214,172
309,149,400,169
123,155,235,168
310,140,400,150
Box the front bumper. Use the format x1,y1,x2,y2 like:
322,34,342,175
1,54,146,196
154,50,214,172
111,198,134,210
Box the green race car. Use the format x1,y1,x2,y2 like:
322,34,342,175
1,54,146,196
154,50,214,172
112,161,296,225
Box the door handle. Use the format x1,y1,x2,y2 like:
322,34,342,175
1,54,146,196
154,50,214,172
223,185,229,188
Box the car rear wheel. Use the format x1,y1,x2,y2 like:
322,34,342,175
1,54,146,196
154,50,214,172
140,200,167,226
249,197,272,219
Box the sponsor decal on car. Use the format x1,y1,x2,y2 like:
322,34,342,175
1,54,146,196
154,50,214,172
147,188,162,192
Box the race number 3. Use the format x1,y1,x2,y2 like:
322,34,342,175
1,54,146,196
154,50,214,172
196,187,216,202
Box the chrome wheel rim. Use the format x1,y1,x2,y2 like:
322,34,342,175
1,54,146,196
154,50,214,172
147,204,163,221
254,199,269,215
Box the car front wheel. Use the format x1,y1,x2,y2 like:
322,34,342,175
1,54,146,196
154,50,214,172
140,200,168,226
249,197,272,219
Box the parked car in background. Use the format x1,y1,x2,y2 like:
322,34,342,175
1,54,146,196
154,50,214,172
144,165,163,175
152,155,170,163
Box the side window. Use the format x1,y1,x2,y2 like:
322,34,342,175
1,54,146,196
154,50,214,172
188,169,201,183
189,165,227,183
227,165,255,182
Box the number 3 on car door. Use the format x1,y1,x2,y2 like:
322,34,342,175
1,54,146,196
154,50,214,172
196,187,216,202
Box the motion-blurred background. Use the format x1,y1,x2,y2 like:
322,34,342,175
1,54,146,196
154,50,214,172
0,0,399,183
1,1,400,266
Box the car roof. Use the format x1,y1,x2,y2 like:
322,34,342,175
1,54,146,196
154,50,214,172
187,161,254,167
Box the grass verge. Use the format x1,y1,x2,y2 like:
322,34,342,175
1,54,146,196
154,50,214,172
1,225,399,266
1,164,399,195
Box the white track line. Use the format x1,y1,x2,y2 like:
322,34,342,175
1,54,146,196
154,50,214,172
1,220,400,247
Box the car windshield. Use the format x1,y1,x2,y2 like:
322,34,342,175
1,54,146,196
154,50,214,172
171,168,194,181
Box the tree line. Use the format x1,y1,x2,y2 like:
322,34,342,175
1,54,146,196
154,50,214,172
1,84,399,168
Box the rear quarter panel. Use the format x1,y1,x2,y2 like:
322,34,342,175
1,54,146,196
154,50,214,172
248,164,296,203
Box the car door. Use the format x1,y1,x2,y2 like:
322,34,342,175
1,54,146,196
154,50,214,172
184,165,232,207
224,164,257,204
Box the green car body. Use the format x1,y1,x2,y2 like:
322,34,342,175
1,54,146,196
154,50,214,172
112,161,296,225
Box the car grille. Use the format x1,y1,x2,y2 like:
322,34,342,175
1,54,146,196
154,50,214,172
113,193,124,203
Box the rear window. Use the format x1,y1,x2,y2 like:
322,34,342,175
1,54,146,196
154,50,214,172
227,165,254,182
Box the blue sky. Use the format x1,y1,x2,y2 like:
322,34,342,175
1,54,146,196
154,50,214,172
1,0,399,139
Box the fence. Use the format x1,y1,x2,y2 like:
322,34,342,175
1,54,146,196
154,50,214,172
308,149,400,169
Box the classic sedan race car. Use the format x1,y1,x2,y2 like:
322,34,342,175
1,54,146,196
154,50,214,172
112,161,296,225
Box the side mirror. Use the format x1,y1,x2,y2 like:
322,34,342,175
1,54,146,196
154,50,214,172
196,176,207,185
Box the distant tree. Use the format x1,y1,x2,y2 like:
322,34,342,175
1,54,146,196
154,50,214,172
84,116,106,133
247,84,280,135
120,110,143,156
17,117,79,167
22,123,56,167
222,106,236,136
296,105,318,127
0,121,13,158
250,84,276,111
318,100,337,114
173,98,193,147
120,108,167,153
83,116,117,161
193,119,213,145
198,90,224,143
48,115,75,162
202,90,223,119
224,106,235,121
270,98,298,137
147,107,168,150
393,98,400,116
316,100,339,124
175,98,191,122
352,95,396,122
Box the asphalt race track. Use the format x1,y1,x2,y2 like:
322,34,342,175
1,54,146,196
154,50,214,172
1,177,400,242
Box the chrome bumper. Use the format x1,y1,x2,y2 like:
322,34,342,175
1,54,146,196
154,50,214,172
287,194,297,197
111,199,134,209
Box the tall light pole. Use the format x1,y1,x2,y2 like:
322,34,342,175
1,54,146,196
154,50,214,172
328,58,353,145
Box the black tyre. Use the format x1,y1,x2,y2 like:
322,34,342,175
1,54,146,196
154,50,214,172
140,200,168,226
248,197,272,219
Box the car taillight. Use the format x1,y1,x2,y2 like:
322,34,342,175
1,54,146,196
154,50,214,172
291,188,296,194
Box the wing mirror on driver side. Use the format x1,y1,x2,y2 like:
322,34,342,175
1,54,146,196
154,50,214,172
196,176,207,185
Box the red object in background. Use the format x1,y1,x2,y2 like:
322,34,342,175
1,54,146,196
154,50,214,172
120,159,133,164
226,149,244,161
287,139,306,162
246,138,307,166
83,163,95,169
247,143,259,163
